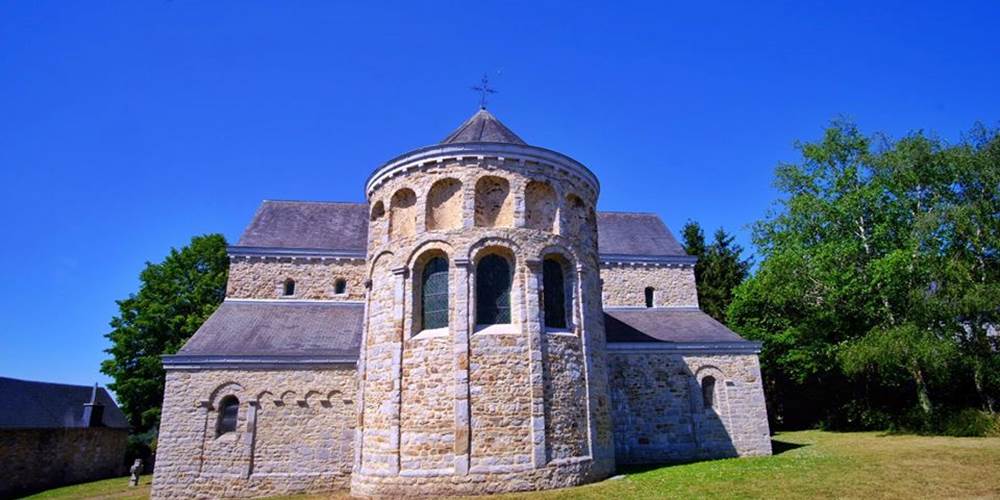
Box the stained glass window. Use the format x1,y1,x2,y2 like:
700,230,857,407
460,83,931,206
476,254,511,325
334,279,346,295
644,287,654,308
217,396,239,435
421,257,449,330
702,376,716,410
543,259,567,328
283,279,295,296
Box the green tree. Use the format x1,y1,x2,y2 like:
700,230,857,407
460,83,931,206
682,221,750,322
729,119,1000,430
101,234,229,430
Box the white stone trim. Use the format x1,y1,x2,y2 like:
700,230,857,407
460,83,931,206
606,341,762,354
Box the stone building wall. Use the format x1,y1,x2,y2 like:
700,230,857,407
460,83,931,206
226,257,366,301
600,264,698,307
0,427,126,498
607,351,771,464
151,367,356,499
354,154,615,496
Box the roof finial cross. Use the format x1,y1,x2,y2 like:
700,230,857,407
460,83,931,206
471,73,497,109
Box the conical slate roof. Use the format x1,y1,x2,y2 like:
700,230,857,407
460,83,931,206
440,108,526,145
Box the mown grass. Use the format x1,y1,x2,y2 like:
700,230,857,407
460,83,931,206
22,474,151,499
24,431,1000,499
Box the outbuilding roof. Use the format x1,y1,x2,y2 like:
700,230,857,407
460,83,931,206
173,300,364,360
0,377,129,429
236,201,369,253
440,108,527,145
597,212,688,257
604,307,747,344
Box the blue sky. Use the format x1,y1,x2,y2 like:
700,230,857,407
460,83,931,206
1,1,998,392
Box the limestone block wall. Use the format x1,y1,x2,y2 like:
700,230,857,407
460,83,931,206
0,427,126,498
152,367,356,499
600,264,698,307
226,257,365,301
607,351,771,464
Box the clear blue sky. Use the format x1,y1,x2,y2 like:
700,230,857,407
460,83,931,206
2,2,998,393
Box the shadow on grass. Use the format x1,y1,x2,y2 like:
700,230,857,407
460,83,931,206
771,439,807,455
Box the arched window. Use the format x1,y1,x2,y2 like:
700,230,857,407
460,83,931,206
701,376,716,410
421,257,449,330
476,254,512,325
283,279,296,297
644,287,654,308
334,278,347,295
543,259,567,328
217,396,239,436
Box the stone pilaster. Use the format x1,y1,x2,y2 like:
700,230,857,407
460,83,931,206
524,259,547,467
452,258,472,474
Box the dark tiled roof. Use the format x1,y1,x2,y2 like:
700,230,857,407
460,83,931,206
177,300,364,358
0,378,129,429
440,109,526,145
597,212,688,257
236,201,368,253
604,308,746,343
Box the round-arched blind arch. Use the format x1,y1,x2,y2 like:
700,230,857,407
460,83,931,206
421,257,449,330
543,259,567,328
476,254,512,325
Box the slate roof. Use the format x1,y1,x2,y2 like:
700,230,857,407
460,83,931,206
440,109,527,145
597,212,688,257
236,201,369,253
176,300,364,358
604,307,747,343
0,377,129,429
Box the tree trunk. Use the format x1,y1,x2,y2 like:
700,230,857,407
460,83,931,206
973,361,997,414
911,362,933,416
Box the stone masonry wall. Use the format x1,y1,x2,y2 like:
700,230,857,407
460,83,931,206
0,427,126,498
227,258,366,301
607,351,771,464
152,367,356,499
600,264,698,307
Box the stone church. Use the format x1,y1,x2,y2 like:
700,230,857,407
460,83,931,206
152,108,771,498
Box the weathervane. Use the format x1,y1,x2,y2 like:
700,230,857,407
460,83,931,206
471,73,497,109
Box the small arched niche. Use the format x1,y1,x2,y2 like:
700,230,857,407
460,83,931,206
425,178,463,231
525,180,557,232
370,200,385,221
474,176,513,228
562,193,587,235
389,188,417,239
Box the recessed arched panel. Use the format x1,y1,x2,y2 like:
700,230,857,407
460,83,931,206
425,178,463,231
474,176,513,228
525,180,557,232
390,188,417,238
370,200,385,221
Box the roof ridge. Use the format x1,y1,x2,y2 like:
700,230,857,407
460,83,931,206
0,376,99,389
597,210,661,216
261,199,367,206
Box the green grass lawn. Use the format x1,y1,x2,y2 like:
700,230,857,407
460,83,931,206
24,431,1000,499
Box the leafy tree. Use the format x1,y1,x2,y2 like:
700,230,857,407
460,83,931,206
682,221,751,322
101,234,228,430
729,120,1000,430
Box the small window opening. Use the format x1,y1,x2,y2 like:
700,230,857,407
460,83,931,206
644,287,654,308
217,396,239,435
543,259,567,328
283,279,296,296
476,254,512,325
702,376,716,410
334,279,347,295
421,257,449,330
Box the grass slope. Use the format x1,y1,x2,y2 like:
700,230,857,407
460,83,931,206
24,431,1000,499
